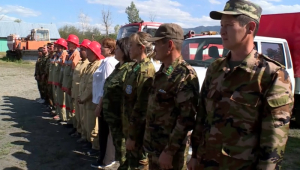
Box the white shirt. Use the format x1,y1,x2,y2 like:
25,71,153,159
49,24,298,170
92,56,119,104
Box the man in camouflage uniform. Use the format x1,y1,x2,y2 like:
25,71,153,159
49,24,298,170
46,42,56,112
35,47,44,103
144,23,200,170
188,0,294,170
40,45,49,105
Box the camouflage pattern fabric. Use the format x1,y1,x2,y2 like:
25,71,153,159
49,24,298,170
122,57,156,169
47,52,55,84
35,56,44,99
40,54,50,102
190,50,294,170
143,56,199,169
102,62,134,167
210,0,262,22
148,144,189,170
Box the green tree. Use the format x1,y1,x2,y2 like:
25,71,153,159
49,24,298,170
125,1,142,23
114,24,120,34
58,24,117,42
14,19,22,23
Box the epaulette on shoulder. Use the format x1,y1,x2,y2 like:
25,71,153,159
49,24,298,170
262,54,285,69
181,60,197,75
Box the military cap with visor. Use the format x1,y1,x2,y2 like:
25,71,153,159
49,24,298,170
146,23,184,42
210,0,262,22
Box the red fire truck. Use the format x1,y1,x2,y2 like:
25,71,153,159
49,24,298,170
116,21,162,40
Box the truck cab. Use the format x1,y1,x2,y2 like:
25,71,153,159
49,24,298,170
117,21,162,40
182,35,295,93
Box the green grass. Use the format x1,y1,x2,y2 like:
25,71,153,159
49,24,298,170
282,128,300,170
0,142,13,156
0,56,32,64
0,52,6,57
0,57,34,69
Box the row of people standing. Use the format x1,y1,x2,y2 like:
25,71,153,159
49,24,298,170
90,24,199,170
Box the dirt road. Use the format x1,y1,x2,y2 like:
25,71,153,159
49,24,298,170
0,61,299,170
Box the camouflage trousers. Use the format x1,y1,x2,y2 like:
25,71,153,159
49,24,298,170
148,144,189,170
36,80,44,99
106,119,126,166
121,146,148,170
47,83,54,107
122,129,148,170
198,150,256,170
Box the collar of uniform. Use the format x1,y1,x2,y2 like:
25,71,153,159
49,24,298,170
218,50,258,73
89,59,99,66
159,56,182,76
140,57,151,63
117,62,130,70
132,57,151,72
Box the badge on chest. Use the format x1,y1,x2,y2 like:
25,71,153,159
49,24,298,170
125,85,133,94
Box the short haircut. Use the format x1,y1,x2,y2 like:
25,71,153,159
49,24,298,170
38,47,43,52
234,15,259,36
162,38,183,51
116,37,132,63
101,38,116,55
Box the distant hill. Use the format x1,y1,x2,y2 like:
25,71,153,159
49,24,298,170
183,26,221,34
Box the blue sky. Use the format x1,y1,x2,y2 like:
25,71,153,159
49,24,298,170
1,0,299,33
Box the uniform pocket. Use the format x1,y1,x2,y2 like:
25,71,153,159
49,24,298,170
230,91,260,107
155,91,173,103
221,144,256,161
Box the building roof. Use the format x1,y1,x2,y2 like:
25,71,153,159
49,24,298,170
0,22,60,39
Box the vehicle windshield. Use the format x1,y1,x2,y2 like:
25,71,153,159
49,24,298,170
35,29,50,41
143,28,158,37
117,25,139,40
181,37,229,67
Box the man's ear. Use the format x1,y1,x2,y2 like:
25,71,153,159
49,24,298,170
168,40,174,51
247,21,256,35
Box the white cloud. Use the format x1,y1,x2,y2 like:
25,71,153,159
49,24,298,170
0,14,18,21
253,1,300,14
87,0,300,28
0,5,41,17
87,0,217,28
209,0,221,5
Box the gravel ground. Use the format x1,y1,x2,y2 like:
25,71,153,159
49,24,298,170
0,62,119,170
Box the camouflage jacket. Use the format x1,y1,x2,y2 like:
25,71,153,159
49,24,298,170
34,56,42,76
40,54,49,76
122,57,155,141
190,50,294,169
143,57,199,156
103,62,134,122
47,52,56,84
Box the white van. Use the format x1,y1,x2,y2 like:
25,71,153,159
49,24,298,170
182,35,295,93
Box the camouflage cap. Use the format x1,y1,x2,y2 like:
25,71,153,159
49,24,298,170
210,0,262,22
146,23,184,42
